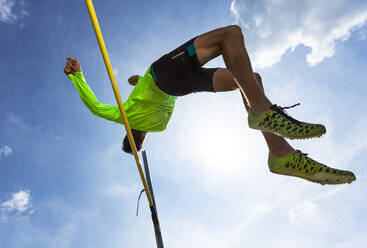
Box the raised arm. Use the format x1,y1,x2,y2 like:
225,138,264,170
64,57,123,124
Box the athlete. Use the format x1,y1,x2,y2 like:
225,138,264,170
64,25,356,185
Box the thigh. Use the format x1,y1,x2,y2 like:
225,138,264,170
212,68,239,92
194,26,234,65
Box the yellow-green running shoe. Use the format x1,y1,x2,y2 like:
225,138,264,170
268,150,356,185
248,104,326,139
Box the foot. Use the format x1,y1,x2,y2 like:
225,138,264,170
268,150,356,185
248,104,326,140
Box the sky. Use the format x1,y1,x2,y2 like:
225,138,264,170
0,0,367,247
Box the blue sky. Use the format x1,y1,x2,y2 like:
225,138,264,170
1,0,367,247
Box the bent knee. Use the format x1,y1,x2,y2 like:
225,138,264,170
225,24,244,41
254,72,264,91
226,24,242,34
254,72,262,81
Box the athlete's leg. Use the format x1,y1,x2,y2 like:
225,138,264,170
248,73,295,156
194,25,272,115
212,69,355,184
197,26,326,140
213,69,294,157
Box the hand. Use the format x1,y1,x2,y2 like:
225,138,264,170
128,75,140,86
64,57,81,76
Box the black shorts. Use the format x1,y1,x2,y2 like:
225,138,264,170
150,37,217,96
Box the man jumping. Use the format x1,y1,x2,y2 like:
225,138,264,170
64,25,356,185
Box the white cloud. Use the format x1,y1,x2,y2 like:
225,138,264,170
1,190,32,219
0,145,12,157
0,0,28,24
230,0,367,69
0,0,15,23
230,0,248,29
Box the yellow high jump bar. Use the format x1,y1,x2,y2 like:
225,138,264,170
84,0,154,209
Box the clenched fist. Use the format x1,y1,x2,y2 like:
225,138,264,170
64,57,81,76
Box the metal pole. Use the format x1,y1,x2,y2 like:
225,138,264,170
142,151,156,207
84,0,154,208
142,151,164,248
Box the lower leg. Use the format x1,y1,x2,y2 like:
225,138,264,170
240,92,294,156
213,68,294,157
195,25,272,114
212,71,355,185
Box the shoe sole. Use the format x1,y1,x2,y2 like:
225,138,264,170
269,168,356,185
275,130,326,140
249,125,326,140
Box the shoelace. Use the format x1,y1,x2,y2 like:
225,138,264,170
272,103,301,125
295,150,308,157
